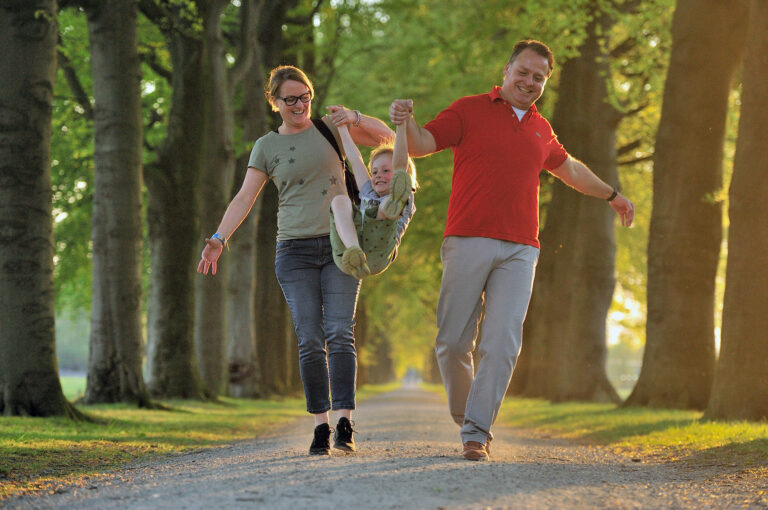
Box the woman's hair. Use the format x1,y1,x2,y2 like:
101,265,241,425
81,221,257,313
264,65,314,112
368,143,419,191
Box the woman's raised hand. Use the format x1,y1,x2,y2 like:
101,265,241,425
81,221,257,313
197,238,224,275
327,104,353,126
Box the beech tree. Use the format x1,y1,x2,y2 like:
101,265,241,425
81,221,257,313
82,0,150,406
140,0,207,399
706,0,768,421
0,0,80,418
512,5,622,403
226,31,267,398
625,0,748,409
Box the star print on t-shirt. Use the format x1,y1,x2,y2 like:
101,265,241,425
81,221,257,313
330,176,338,185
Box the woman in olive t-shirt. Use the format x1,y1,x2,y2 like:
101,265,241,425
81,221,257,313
198,65,392,455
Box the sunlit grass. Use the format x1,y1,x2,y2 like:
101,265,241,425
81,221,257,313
59,376,86,401
498,398,768,465
420,382,768,466
0,382,399,500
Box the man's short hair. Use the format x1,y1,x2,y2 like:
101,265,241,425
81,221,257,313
508,40,555,77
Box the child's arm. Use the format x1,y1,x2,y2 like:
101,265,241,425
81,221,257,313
337,124,372,190
392,121,408,172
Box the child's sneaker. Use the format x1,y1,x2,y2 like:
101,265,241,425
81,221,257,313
341,246,371,279
380,170,411,220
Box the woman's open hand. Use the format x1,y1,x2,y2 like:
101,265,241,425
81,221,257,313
197,238,224,275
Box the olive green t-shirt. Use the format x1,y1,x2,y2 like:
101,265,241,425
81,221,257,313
248,118,347,241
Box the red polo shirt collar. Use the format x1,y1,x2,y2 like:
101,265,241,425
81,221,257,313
488,86,537,116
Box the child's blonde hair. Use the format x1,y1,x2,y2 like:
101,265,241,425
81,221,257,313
368,143,419,190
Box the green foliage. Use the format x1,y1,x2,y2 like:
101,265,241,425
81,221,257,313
53,8,94,313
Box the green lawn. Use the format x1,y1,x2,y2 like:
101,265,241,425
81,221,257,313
60,376,86,401
422,382,767,468
497,398,768,465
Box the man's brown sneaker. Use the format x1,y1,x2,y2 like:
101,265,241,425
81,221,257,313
462,441,489,461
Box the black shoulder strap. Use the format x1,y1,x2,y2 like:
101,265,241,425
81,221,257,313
312,117,360,205
312,118,343,161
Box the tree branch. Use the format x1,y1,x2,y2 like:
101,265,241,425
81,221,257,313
618,154,654,166
57,49,94,120
285,0,325,25
229,0,263,88
610,37,635,59
139,43,173,82
617,139,642,157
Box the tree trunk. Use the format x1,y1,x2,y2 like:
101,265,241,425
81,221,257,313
0,0,78,418
227,39,267,399
625,0,748,410
356,293,369,386
510,11,620,403
144,31,206,399
83,0,150,406
193,0,231,398
252,0,295,396
705,0,768,421
254,183,290,395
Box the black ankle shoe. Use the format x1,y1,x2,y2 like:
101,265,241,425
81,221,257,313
309,423,331,455
333,417,356,453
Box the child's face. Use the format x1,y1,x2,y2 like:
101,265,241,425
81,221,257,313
370,153,393,196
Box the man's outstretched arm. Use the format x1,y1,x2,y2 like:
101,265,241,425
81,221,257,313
550,156,635,227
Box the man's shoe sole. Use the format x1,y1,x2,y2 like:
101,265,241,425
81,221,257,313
462,450,489,461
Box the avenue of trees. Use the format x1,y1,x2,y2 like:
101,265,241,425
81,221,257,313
0,0,765,421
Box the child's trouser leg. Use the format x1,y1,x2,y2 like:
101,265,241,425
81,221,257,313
330,195,361,249
329,197,370,279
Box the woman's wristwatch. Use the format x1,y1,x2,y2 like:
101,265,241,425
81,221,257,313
211,233,228,248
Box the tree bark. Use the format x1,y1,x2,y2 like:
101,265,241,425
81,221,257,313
193,0,231,397
625,0,748,410
254,183,290,395
252,0,295,395
83,0,150,406
227,31,267,399
705,0,768,421
143,12,206,399
0,0,78,418
510,10,620,404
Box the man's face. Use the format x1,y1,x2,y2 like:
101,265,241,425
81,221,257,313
500,48,550,110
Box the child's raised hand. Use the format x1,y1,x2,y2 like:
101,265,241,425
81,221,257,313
389,99,413,125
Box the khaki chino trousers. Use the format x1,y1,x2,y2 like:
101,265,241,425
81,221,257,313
435,236,539,444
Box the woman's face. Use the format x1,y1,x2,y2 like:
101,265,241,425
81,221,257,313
276,79,312,127
370,152,394,196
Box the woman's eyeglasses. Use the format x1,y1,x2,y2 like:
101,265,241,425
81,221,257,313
277,92,312,106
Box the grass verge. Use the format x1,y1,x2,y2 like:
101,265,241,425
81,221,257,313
0,382,400,501
422,382,767,468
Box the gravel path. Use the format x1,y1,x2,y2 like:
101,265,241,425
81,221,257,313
6,386,766,509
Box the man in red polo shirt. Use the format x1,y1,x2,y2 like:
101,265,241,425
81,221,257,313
390,39,634,461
